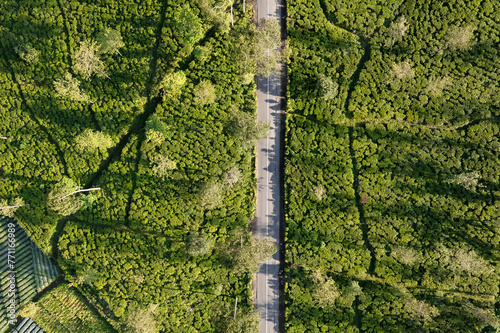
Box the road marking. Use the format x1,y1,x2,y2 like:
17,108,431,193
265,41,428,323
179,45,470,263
265,73,270,333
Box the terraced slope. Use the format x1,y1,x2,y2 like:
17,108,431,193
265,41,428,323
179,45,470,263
0,216,59,333
12,317,45,333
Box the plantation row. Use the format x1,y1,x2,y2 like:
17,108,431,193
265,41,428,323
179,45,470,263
285,0,500,332
28,283,115,333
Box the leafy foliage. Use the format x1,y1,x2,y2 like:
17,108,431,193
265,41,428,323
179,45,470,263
75,129,114,152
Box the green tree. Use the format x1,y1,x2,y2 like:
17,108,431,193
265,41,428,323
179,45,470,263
74,40,107,80
193,80,217,106
14,42,40,64
317,74,339,100
226,107,269,150
96,27,124,56
155,71,187,99
187,232,213,257
54,72,90,103
174,4,204,46
226,310,260,333
255,18,284,77
75,129,113,152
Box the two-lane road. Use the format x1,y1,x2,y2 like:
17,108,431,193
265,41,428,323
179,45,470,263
255,0,284,332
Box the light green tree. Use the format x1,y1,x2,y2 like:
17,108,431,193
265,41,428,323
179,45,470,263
54,72,90,103
227,107,269,150
96,28,124,56
174,4,204,46
155,71,187,99
193,80,217,106
74,40,107,80
317,74,339,100
145,115,169,146
76,267,100,286
255,18,282,77
75,129,113,152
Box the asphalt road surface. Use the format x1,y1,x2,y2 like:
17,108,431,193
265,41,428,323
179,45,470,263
255,0,284,332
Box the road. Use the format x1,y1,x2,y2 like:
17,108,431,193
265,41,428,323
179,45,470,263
254,0,284,332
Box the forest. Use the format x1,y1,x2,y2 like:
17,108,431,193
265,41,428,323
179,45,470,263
1,0,500,331
285,0,500,332
0,0,274,332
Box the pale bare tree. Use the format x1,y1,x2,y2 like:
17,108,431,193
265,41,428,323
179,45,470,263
199,182,224,209
385,16,408,48
311,271,340,308
391,246,422,265
426,76,452,97
74,40,108,80
123,305,157,333
463,303,499,329
0,197,28,217
151,155,176,178
54,72,90,103
96,28,124,56
445,25,475,51
224,166,243,188
392,61,415,81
